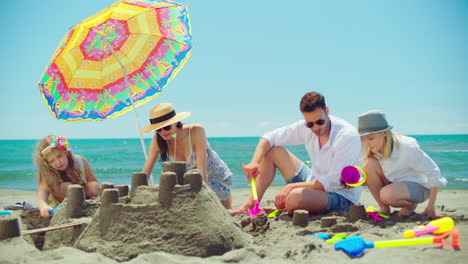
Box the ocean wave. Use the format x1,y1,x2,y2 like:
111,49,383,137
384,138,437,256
438,150,468,153
454,178,468,182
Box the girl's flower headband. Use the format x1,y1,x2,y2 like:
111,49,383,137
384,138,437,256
41,136,71,156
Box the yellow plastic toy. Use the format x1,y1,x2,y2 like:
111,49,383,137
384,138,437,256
404,216,454,238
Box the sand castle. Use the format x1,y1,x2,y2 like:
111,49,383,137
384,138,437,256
1,162,249,262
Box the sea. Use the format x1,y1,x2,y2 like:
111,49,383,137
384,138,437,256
0,135,467,191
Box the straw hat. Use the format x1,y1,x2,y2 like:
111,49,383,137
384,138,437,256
358,110,393,136
140,103,191,133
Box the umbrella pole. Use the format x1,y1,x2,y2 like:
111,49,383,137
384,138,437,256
109,46,155,185
124,69,155,185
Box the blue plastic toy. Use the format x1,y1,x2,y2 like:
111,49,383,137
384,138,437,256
48,204,62,215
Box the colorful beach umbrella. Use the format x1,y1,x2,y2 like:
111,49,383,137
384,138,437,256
37,0,192,181
38,0,192,122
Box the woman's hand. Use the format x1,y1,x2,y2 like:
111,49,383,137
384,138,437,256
422,205,443,219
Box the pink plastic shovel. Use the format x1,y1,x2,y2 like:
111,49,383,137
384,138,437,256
248,177,265,218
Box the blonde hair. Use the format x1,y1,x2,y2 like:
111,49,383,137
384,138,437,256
34,135,81,204
361,130,399,162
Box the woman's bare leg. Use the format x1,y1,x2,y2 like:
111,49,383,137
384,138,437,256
380,182,416,216
363,157,391,215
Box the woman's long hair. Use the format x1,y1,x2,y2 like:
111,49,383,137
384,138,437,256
361,130,399,162
156,122,183,161
34,135,81,203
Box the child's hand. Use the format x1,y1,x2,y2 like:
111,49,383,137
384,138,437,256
40,205,53,218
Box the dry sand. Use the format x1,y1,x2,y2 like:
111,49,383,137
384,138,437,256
0,186,467,263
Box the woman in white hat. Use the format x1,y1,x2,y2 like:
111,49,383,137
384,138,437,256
358,110,447,218
141,103,233,208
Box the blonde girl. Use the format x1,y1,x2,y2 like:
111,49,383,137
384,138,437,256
358,110,447,218
34,135,100,218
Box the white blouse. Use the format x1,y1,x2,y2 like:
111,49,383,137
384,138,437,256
262,115,362,204
378,135,447,189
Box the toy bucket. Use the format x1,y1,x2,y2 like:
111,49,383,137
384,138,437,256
341,166,367,187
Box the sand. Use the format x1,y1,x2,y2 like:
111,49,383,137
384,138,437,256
0,186,467,263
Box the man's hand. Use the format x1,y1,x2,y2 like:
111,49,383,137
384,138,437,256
275,185,295,210
242,163,260,181
339,177,353,189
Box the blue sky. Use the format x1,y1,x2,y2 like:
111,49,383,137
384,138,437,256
1,0,467,140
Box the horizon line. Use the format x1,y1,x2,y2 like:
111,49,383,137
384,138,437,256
1,133,467,141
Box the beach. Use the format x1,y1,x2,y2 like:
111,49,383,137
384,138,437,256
0,187,466,263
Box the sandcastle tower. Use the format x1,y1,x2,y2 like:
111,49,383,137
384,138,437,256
43,162,249,261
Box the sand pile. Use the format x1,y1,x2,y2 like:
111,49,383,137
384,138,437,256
40,163,249,261
1,187,467,263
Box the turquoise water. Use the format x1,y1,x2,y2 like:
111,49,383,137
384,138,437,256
0,135,466,191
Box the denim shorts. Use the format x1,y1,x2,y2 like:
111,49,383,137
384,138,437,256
286,162,310,184
286,163,353,213
324,192,353,213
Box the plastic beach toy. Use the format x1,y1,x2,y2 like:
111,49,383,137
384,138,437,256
48,204,62,215
4,201,35,210
366,206,389,221
248,177,265,218
404,216,454,238
326,233,347,244
317,233,329,240
341,166,366,187
335,233,455,256
268,209,280,218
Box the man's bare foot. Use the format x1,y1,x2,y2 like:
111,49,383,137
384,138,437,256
228,206,249,216
397,203,417,216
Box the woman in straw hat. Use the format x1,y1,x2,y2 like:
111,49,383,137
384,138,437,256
141,103,233,208
357,110,447,218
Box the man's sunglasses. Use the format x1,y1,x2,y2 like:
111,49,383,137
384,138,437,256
156,125,172,132
305,119,325,128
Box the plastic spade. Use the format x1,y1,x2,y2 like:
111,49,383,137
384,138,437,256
248,177,265,218
366,206,389,221
48,204,62,215
326,233,347,244
335,235,450,256
267,209,280,218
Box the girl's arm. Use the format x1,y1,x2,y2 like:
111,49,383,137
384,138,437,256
37,185,53,218
142,135,160,178
82,156,98,183
81,156,100,198
191,124,208,183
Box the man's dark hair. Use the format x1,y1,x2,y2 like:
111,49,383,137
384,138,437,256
300,92,326,112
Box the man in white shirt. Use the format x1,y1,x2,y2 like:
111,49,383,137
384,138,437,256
229,92,362,216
